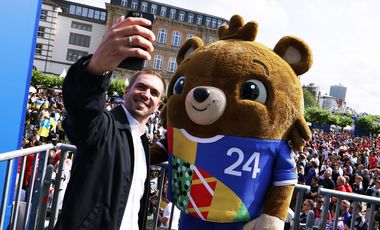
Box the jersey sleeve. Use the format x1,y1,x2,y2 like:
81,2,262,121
272,142,297,186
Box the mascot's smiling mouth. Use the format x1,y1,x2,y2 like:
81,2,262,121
192,105,208,112
192,99,220,112
185,87,226,125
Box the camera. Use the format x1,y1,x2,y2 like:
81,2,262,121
118,10,156,71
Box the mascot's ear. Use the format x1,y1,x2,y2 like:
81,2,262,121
274,36,313,76
177,37,204,65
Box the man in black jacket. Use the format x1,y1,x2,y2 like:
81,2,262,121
55,15,165,230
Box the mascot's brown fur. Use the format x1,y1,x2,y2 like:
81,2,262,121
151,14,312,229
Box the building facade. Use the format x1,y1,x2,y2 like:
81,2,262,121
34,0,228,90
319,95,338,112
106,0,228,85
34,0,108,75
329,84,347,101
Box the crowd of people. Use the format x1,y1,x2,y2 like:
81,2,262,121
294,128,380,229
21,90,380,229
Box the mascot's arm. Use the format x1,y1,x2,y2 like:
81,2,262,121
262,185,294,220
244,185,294,230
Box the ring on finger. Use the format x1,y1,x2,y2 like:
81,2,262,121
127,36,133,46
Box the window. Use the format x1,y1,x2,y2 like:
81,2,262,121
75,6,82,16
187,13,194,23
153,55,163,70
94,10,100,20
178,11,185,21
141,2,148,12
40,10,48,21
169,9,176,19
35,43,43,55
72,21,92,32
81,7,88,17
88,9,94,18
171,31,182,47
160,7,166,17
211,19,217,28
143,60,148,68
100,12,106,21
217,19,223,27
150,4,157,14
196,15,203,25
186,34,193,40
131,0,138,9
167,57,177,72
69,5,75,14
66,49,88,62
38,27,45,38
157,28,167,44
121,0,128,7
69,33,91,47
205,17,211,27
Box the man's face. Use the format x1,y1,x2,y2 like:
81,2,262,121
124,73,164,123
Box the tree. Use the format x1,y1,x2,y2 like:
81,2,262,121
305,107,333,126
303,88,318,108
305,107,355,129
31,70,63,90
107,78,126,97
358,115,380,134
336,115,354,128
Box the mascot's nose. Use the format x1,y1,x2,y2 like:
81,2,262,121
193,87,210,103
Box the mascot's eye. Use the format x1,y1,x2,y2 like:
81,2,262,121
240,79,267,104
173,76,186,95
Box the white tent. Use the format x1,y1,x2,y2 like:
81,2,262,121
59,68,67,78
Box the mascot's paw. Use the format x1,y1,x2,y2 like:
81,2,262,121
243,214,284,230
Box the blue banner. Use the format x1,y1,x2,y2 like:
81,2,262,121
0,0,42,228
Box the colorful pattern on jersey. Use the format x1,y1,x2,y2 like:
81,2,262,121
167,126,297,223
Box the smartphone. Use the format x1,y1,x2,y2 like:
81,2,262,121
118,11,156,71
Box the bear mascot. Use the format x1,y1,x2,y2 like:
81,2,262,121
151,14,313,229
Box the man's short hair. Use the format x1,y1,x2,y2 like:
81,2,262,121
341,200,350,207
127,69,166,93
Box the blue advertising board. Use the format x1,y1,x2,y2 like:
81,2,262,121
0,0,42,228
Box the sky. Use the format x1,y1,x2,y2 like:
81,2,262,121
82,0,380,115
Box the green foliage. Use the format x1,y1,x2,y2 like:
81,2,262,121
107,78,126,97
358,115,380,134
304,107,354,127
303,88,318,108
305,107,332,126
336,115,354,127
31,70,63,90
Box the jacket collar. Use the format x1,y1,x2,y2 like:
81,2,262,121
111,105,131,130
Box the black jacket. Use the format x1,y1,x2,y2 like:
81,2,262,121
55,56,150,230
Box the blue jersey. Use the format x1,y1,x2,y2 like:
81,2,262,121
167,126,297,223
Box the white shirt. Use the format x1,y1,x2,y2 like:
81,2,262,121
120,106,147,230
160,202,181,229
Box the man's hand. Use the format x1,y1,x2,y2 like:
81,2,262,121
87,16,156,75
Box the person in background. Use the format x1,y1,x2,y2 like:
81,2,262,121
345,203,368,230
340,200,351,226
313,196,332,226
352,175,364,194
300,199,314,225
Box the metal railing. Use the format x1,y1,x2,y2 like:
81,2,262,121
2,144,380,230
0,143,76,230
0,144,53,230
292,185,380,230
